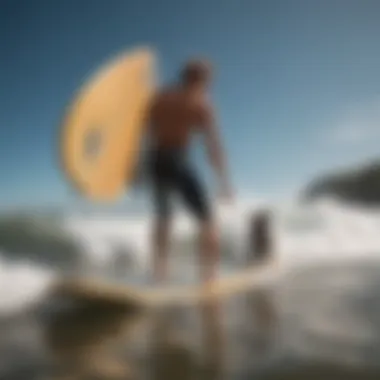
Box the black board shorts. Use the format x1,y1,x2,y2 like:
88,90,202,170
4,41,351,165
147,147,211,222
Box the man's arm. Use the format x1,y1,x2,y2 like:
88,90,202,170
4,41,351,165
199,101,232,198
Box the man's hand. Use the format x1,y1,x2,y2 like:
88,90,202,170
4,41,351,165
199,98,233,204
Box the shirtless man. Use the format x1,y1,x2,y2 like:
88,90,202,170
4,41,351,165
145,59,232,284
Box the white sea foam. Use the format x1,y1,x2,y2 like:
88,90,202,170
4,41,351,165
0,256,55,316
1,197,380,315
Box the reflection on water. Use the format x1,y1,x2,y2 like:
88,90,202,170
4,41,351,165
148,308,197,380
245,288,277,359
147,300,226,380
200,300,225,380
44,301,143,379
2,260,380,379
42,299,228,380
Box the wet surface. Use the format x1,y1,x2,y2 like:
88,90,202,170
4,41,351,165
2,259,380,379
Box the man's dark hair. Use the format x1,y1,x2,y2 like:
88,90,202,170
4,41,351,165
180,59,212,85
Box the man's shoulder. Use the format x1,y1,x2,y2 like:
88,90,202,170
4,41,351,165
156,84,177,96
151,85,177,104
194,94,213,118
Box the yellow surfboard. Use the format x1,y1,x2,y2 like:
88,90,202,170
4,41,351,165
59,47,156,201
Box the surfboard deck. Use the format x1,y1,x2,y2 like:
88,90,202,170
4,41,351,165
59,46,156,201
52,258,278,308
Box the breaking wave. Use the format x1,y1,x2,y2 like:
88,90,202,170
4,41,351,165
1,196,380,315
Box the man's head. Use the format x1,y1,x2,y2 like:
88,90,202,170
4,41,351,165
180,59,212,89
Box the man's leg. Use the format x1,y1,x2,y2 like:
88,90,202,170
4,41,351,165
152,216,171,284
198,218,220,284
151,180,172,284
150,150,173,285
176,164,220,284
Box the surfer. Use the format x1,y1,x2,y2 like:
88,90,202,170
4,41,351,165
145,59,233,284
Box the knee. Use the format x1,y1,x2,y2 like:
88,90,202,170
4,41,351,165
153,217,171,242
200,219,219,244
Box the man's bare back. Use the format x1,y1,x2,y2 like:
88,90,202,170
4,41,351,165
148,86,211,150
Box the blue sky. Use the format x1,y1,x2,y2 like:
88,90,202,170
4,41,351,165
1,0,380,210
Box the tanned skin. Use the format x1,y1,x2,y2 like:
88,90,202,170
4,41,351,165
145,60,232,285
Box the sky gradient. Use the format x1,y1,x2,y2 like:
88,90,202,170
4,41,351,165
1,0,380,210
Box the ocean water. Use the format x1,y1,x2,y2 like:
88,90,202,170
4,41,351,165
1,197,380,379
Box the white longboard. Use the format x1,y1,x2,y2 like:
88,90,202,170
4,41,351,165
52,258,278,308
